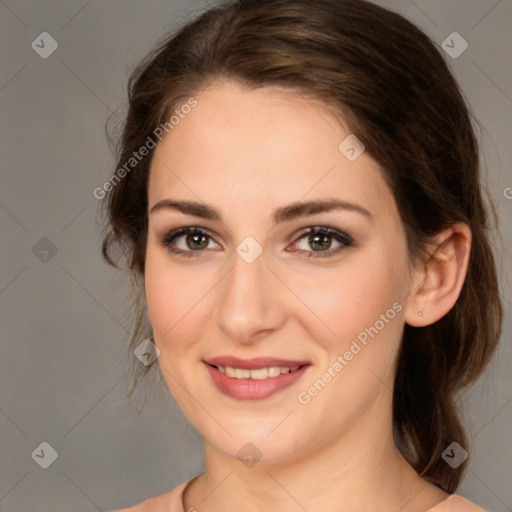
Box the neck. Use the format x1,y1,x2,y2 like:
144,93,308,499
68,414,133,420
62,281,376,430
183,390,447,512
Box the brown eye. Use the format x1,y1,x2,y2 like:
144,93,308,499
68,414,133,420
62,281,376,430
184,232,209,250
290,226,353,258
308,232,333,251
160,227,219,257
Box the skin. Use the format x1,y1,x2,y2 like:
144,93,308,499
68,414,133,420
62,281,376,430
139,80,471,512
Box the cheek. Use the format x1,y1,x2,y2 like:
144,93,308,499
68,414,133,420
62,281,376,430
295,250,405,354
293,254,407,418
144,250,199,345
144,247,223,373
318,252,407,400
293,262,405,430
144,254,175,338
143,254,203,401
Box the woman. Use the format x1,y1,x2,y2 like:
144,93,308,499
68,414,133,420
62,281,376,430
102,0,502,510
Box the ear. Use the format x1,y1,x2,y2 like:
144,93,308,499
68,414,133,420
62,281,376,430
404,222,472,327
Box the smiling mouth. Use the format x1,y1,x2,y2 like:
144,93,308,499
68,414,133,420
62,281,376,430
207,363,307,380
203,356,312,400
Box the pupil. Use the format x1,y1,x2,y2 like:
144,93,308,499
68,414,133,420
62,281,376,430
310,233,330,251
187,233,208,250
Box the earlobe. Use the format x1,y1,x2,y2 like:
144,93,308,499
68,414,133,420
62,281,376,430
404,223,472,327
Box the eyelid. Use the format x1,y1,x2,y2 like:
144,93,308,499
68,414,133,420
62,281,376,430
287,225,353,258
159,225,354,258
291,225,353,245
159,226,220,253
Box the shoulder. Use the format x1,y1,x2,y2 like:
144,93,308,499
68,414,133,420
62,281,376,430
428,494,489,512
112,480,190,512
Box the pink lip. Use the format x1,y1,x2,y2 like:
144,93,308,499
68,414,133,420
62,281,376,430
204,358,311,400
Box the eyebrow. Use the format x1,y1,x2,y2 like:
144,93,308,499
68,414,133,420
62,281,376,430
149,198,373,224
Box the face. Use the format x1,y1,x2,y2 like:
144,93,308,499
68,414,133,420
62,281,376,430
145,80,413,464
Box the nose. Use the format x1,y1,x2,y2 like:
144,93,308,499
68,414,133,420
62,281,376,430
214,245,287,345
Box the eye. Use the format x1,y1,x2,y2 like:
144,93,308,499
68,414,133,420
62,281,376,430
159,226,220,257
289,226,353,258
159,225,354,259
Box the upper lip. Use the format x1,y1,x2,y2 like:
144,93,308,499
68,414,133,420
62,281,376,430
204,356,311,369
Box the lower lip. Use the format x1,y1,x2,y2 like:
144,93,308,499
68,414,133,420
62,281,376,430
205,363,310,400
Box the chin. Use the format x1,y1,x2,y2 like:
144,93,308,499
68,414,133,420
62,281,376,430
204,424,315,466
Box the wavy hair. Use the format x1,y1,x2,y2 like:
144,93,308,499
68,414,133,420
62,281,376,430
100,0,502,493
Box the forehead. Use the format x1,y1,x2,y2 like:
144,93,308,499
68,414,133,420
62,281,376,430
148,80,396,220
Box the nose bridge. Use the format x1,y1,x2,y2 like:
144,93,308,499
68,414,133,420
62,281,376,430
214,242,283,343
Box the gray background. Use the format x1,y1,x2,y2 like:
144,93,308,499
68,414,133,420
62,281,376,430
1,1,511,511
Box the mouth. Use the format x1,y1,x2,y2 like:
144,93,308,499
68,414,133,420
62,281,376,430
208,363,304,379
203,357,311,400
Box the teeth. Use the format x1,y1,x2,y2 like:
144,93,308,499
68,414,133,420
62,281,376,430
267,367,281,377
250,367,269,379
235,368,251,378
225,366,236,377
216,365,302,379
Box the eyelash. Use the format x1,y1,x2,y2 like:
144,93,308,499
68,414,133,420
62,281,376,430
159,226,354,259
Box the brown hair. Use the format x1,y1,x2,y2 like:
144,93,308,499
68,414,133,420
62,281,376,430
100,0,502,493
